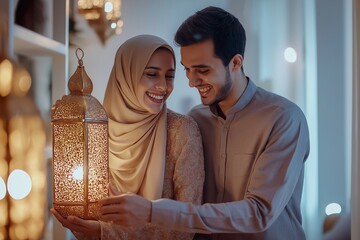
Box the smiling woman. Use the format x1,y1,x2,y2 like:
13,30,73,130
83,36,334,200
51,34,205,240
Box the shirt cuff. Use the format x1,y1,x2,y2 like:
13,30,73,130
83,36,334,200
150,198,179,227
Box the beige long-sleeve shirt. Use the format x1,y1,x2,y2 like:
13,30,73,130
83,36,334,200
151,79,310,240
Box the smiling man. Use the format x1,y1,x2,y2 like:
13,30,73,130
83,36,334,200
171,6,310,239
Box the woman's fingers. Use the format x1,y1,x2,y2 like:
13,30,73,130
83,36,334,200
99,194,124,206
50,208,66,224
50,208,100,236
67,216,88,227
51,209,78,230
100,212,122,222
101,203,122,215
109,184,122,196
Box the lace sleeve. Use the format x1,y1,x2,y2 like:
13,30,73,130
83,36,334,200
171,115,204,205
72,231,99,240
100,221,131,239
100,221,194,240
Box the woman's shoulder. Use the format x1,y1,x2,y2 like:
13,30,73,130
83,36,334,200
166,109,203,157
167,109,198,129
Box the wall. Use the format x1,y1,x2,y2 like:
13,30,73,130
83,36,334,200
316,0,351,223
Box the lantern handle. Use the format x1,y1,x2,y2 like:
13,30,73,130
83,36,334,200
76,48,84,66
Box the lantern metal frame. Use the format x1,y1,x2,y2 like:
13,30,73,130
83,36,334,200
51,48,109,219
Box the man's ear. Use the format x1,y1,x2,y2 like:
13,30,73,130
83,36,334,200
230,54,243,71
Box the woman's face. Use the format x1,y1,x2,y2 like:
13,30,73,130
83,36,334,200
138,48,175,114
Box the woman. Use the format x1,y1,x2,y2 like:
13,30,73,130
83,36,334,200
52,35,204,240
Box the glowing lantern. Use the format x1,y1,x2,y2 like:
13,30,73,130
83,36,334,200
0,21,47,240
51,48,109,219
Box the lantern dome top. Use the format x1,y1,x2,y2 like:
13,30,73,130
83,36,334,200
51,48,108,122
68,48,93,95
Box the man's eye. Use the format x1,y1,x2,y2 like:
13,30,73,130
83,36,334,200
198,69,209,74
166,75,175,80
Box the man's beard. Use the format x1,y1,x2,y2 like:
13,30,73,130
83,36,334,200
206,68,232,106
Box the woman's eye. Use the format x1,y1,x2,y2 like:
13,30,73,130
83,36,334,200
166,75,175,80
146,72,157,77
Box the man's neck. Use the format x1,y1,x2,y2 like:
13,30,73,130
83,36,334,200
217,74,248,116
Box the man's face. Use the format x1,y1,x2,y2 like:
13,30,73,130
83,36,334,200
180,39,232,106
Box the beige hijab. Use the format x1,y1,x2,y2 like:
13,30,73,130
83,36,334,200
103,35,175,200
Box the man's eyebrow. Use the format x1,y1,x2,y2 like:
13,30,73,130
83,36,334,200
180,62,209,68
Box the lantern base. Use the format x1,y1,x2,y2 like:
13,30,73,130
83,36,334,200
53,202,101,220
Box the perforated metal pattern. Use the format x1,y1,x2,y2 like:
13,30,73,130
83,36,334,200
53,123,85,203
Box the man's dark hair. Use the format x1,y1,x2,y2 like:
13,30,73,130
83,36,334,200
174,6,246,67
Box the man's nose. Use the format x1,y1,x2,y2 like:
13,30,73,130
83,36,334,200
187,72,200,87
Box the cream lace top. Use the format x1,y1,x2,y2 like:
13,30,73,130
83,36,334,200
75,110,204,240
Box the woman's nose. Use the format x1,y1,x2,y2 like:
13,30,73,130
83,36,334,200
155,78,167,90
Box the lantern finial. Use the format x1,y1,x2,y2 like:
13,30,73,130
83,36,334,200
68,48,93,95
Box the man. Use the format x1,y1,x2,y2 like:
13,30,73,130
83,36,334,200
167,6,309,239
100,6,310,239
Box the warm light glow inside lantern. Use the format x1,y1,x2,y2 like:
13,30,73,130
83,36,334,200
0,21,47,240
51,48,109,219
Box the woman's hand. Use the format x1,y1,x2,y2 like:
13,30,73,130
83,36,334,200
99,184,152,227
50,208,101,238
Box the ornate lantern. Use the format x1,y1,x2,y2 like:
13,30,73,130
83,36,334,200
77,0,124,44
0,21,47,240
51,48,109,219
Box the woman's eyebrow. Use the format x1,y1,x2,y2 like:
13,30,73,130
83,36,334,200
145,66,161,70
145,66,175,71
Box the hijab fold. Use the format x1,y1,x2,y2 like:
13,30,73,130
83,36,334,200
103,35,175,200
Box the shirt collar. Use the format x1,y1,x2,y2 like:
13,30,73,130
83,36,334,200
210,77,257,117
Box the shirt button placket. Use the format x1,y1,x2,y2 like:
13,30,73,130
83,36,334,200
218,124,229,202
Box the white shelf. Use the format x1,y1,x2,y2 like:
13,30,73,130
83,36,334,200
2,0,69,239
14,24,66,57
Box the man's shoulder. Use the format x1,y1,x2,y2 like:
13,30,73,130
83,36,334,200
256,87,303,114
255,89,308,132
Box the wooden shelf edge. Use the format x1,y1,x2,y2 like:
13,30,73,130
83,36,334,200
14,25,67,57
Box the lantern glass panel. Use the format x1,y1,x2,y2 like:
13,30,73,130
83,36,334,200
88,123,108,202
53,123,85,203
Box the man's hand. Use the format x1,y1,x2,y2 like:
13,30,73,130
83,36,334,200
99,184,152,227
50,208,101,237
